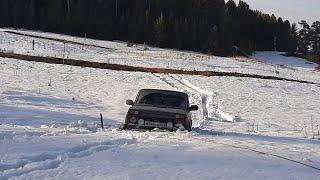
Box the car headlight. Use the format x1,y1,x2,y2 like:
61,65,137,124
132,111,139,115
138,119,145,125
175,120,182,124
130,117,137,123
167,122,173,128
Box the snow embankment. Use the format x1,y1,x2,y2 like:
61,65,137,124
253,51,318,70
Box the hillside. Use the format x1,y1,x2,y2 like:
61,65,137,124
0,0,299,56
1,29,320,179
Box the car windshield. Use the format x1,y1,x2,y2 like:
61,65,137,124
137,92,187,110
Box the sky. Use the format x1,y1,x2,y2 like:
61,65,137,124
233,0,320,24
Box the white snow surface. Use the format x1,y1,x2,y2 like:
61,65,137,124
253,51,318,70
1,29,320,179
2,28,320,83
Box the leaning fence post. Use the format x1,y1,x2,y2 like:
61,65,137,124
100,113,104,129
63,41,66,64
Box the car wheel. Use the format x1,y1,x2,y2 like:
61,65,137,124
185,121,192,132
122,124,128,130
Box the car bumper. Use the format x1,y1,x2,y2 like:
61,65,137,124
126,123,183,131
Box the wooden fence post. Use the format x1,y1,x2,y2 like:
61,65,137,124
100,113,104,129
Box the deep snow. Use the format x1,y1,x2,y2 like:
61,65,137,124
1,29,320,179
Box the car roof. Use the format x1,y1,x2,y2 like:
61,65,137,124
139,89,188,95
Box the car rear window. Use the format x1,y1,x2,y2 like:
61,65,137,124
136,92,187,110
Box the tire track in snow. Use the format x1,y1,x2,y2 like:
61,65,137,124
191,135,320,172
0,139,134,179
151,73,236,128
151,73,204,125
151,73,320,173
169,75,238,126
177,79,320,173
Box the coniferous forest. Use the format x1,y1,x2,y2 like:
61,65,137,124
0,0,319,57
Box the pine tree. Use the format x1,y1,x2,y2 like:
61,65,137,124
182,18,190,49
173,19,182,49
27,0,37,29
153,13,167,47
297,20,311,54
310,21,320,55
13,0,27,27
287,23,298,54
208,26,219,54
0,0,299,57
0,0,9,26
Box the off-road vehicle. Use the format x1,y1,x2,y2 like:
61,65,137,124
124,89,198,131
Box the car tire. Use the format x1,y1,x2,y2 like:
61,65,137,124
185,121,192,132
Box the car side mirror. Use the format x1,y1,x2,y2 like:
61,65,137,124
126,100,134,105
189,105,198,111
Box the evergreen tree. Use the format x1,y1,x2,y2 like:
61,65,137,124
0,0,301,57
287,23,298,54
208,26,219,55
154,13,167,47
0,0,9,26
13,0,27,27
173,19,182,49
27,0,37,29
310,21,320,55
297,20,311,54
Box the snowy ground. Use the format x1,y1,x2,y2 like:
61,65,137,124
253,51,318,70
1,28,319,82
1,29,320,179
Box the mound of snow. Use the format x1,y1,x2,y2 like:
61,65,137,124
64,120,98,133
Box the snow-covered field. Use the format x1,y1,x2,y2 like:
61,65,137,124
253,51,318,70
2,28,319,82
1,29,320,179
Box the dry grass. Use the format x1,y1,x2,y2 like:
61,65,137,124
4,30,112,50
0,52,319,85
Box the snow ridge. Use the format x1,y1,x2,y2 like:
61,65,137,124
152,73,237,128
173,76,236,123
0,139,134,179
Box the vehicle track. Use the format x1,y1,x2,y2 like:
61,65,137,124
151,73,236,127
0,139,134,179
2,30,320,174
169,75,236,122
191,135,320,172
151,73,320,173
151,73,206,126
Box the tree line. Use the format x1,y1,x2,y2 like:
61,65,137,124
295,20,320,57
0,0,317,57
